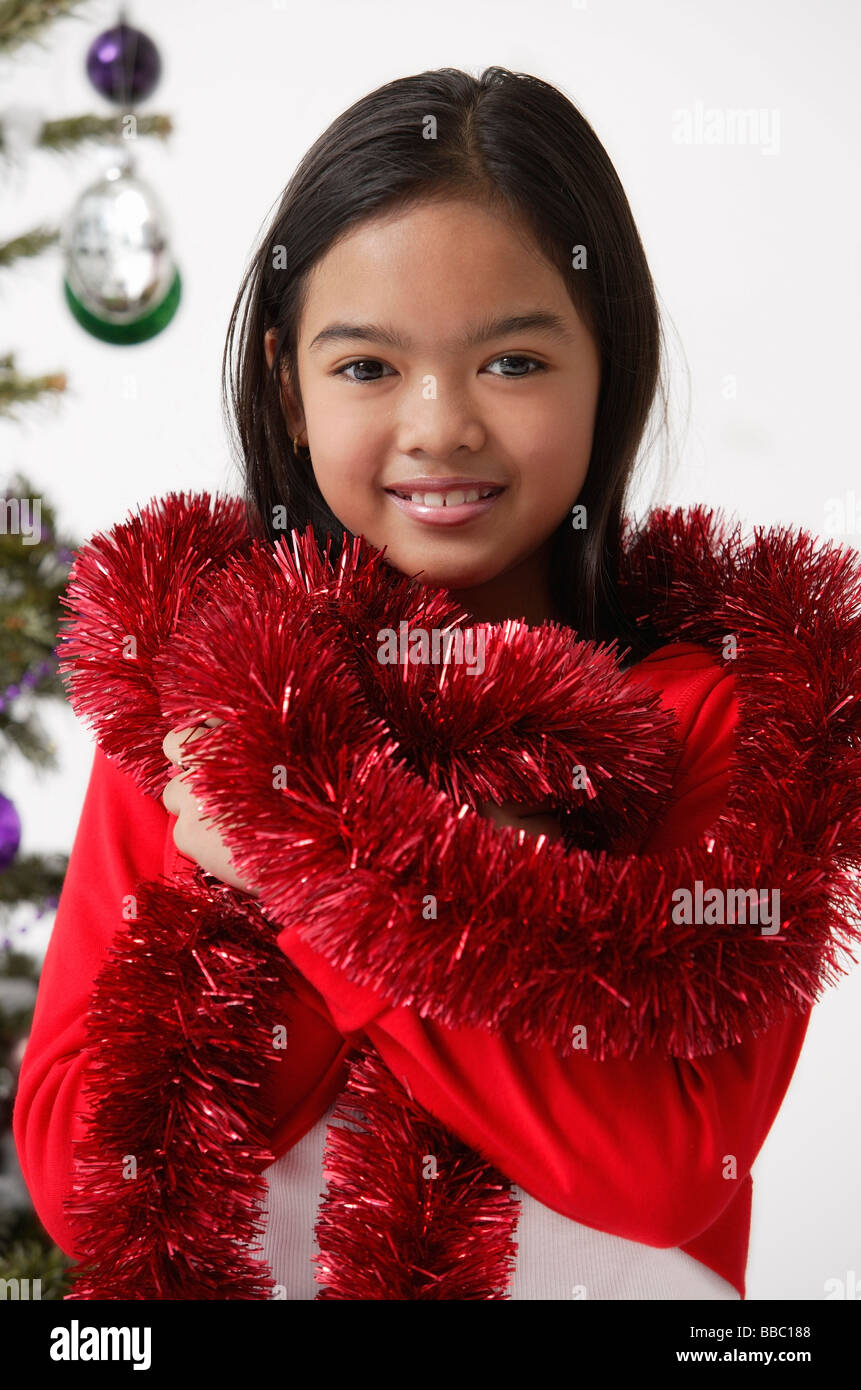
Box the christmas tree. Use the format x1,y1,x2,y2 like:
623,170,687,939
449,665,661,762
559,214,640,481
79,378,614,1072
0,481,77,1297
1,0,172,1298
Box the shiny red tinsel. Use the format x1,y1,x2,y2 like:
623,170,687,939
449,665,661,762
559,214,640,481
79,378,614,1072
55,491,861,1299
63,871,292,1299
314,1044,520,1300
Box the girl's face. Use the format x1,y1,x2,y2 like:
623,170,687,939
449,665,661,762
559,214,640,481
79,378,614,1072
265,197,601,624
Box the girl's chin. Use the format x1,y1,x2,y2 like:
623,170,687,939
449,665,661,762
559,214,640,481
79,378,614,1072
377,548,496,591
361,527,506,593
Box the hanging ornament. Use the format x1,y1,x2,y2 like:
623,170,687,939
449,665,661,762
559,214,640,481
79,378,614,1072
61,158,181,344
86,22,162,105
0,793,22,871
63,12,179,343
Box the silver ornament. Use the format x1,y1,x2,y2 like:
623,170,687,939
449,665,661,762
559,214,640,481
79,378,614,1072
61,160,181,344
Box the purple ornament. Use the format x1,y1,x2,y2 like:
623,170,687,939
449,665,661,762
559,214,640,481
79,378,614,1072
86,24,161,105
0,793,21,871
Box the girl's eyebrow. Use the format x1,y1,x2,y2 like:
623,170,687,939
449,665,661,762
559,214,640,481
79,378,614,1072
307,310,577,353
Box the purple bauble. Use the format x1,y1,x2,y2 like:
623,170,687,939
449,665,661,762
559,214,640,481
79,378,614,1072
86,24,161,105
0,792,21,871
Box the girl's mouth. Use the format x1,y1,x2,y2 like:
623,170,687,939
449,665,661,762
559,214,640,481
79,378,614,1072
384,482,505,527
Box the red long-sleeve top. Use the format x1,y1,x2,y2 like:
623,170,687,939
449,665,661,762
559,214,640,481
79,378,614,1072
12,640,811,1298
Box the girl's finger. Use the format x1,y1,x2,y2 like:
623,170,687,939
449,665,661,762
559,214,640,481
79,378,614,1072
162,766,205,817
163,724,198,763
163,718,222,767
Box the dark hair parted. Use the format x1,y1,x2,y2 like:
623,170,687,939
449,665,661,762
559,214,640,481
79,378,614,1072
222,65,668,662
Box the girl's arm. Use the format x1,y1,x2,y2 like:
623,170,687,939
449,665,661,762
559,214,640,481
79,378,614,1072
11,744,171,1258
11,744,350,1259
278,918,810,1244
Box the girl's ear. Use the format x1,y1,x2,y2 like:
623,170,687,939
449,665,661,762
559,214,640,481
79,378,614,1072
264,327,278,371
264,328,306,440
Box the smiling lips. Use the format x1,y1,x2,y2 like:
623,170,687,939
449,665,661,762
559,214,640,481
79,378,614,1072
385,477,505,525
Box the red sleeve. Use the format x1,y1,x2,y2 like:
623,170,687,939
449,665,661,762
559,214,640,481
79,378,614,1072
13,744,354,1254
276,647,812,1258
11,745,172,1258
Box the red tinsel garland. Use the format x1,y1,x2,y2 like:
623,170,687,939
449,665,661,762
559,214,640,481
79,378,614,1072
314,1046,520,1300
55,491,861,1299
155,512,861,1059
63,871,290,1299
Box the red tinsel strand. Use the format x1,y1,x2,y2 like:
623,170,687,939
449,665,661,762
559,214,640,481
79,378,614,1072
155,538,680,858
158,520,861,1058
63,871,293,1299
228,745,854,1057
313,1042,520,1300
272,526,679,839
56,491,251,798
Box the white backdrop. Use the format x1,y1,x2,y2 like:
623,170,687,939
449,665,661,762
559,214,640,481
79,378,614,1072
1,0,859,1302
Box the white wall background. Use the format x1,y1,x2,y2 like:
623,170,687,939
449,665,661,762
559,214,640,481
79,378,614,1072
1,0,859,1302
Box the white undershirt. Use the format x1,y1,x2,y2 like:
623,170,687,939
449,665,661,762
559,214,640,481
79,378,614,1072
249,1101,740,1301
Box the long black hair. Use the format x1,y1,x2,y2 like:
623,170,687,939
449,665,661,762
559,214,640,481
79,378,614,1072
222,65,669,661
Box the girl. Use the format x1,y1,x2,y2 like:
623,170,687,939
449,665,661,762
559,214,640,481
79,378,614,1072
15,66,857,1301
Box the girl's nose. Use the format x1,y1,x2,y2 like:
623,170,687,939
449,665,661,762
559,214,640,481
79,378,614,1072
394,390,486,460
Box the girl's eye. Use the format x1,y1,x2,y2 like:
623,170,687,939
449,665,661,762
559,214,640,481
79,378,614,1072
333,359,394,383
333,355,546,383
484,355,545,377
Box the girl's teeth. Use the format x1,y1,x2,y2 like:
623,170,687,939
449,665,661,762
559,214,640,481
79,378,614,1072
408,488,484,506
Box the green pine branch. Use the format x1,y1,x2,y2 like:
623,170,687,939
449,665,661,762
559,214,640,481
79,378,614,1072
0,356,66,418
0,947,40,978
0,226,58,269
0,1231,72,1299
0,474,76,758
0,851,67,909
0,709,63,769
0,110,174,158
0,0,92,57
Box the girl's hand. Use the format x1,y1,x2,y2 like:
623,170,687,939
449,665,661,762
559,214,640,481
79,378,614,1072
161,719,258,895
477,797,564,843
